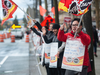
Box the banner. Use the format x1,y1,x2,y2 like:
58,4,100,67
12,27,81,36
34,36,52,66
64,17,71,23
41,15,55,29
40,44,45,65
58,0,93,16
49,43,58,68
1,0,18,25
39,5,47,16
62,37,85,72
51,7,60,15
44,43,51,64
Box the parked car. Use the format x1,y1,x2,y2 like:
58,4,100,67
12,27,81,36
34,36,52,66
11,29,23,39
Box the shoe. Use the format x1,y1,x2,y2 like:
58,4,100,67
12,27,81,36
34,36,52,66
95,54,98,57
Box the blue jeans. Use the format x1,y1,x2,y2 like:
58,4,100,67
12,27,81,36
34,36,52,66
93,42,97,53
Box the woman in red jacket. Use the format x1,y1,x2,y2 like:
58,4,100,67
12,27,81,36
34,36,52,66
57,18,91,75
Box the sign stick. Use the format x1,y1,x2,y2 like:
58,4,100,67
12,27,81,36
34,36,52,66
18,6,33,20
74,14,84,38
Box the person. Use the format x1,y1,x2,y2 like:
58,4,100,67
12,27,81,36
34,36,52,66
32,28,41,50
57,18,91,75
93,26,99,57
49,23,54,31
32,19,54,40
64,22,71,33
42,23,65,75
57,23,72,58
31,20,54,75
27,22,52,75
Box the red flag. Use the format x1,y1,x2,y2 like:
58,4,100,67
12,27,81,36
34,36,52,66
41,15,55,28
58,0,72,12
39,5,47,16
51,7,60,15
1,0,18,25
59,0,92,16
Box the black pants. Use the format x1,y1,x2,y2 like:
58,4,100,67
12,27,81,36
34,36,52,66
49,68,58,75
57,67,66,75
45,64,51,75
65,66,88,75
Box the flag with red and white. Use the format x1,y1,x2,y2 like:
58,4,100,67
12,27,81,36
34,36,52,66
1,0,18,25
58,0,93,16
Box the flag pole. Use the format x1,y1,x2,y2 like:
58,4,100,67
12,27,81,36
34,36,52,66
74,14,84,38
18,6,33,20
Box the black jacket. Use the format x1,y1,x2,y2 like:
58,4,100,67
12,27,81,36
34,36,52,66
43,34,63,68
33,22,64,68
93,27,98,45
31,27,41,37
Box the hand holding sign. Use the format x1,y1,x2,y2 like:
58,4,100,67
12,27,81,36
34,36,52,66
60,24,65,30
57,52,60,58
33,19,36,23
42,28,46,36
76,27,82,34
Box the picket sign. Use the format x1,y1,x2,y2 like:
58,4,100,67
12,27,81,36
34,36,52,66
44,43,51,64
39,44,44,65
62,36,85,72
40,42,58,68
49,43,58,68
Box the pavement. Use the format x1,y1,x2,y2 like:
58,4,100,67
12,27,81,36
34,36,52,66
95,47,100,75
29,40,47,75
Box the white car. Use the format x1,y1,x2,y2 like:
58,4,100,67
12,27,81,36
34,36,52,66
11,29,23,39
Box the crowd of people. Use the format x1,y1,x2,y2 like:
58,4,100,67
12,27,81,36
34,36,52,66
27,18,99,75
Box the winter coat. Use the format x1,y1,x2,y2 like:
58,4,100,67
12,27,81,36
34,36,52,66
43,34,63,68
93,27,98,45
57,29,91,66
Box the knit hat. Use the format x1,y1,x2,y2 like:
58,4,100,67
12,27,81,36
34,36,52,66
52,24,60,30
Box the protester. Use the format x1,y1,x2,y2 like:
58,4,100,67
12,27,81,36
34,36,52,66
30,26,52,75
57,22,72,58
93,26,99,57
42,23,65,75
32,19,54,40
49,23,54,31
32,28,41,49
64,22,71,33
57,18,91,75
28,20,53,75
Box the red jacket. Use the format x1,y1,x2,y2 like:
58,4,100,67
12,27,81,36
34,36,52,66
57,29,91,66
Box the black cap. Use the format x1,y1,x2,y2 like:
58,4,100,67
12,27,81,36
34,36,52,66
52,24,60,30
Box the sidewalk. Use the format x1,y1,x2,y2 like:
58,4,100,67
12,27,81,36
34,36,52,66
95,47,100,75
29,40,47,75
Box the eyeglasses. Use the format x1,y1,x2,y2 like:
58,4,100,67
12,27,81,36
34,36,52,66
72,24,78,26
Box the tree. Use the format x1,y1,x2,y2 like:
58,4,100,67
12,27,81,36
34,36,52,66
39,0,43,23
54,0,59,24
23,15,27,27
83,6,96,75
13,15,18,25
45,0,48,16
0,19,1,23
35,0,38,18
0,19,3,30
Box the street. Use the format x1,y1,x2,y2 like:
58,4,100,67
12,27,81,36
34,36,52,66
0,34,40,75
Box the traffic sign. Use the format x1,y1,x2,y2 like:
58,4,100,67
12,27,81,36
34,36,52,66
64,17,71,23
11,24,21,29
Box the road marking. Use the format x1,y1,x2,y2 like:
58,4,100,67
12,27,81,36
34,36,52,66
0,56,8,66
4,71,13,73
